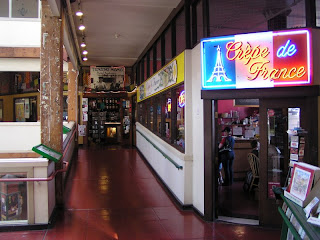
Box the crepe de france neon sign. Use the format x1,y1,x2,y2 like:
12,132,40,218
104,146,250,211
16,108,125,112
225,40,304,81
178,90,185,108
201,29,311,89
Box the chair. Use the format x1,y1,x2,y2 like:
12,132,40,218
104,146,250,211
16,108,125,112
247,153,260,192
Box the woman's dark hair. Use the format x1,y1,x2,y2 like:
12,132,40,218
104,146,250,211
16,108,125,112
251,140,258,148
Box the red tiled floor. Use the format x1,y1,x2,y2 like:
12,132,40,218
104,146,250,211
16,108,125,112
0,145,281,240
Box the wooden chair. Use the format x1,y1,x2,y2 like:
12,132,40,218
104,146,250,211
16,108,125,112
247,153,260,192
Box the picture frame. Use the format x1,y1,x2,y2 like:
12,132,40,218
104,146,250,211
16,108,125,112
287,163,319,201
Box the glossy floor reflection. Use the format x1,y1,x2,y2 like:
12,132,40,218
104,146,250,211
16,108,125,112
0,145,281,239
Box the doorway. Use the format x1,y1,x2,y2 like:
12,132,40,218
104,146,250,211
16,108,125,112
215,99,260,223
215,97,313,225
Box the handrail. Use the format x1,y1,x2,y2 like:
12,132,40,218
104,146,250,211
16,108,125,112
136,129,183,170
0,161,69,182
0,127,76,183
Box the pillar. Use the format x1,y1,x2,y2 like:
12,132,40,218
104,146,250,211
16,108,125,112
67,61,78,123
40,0,64,205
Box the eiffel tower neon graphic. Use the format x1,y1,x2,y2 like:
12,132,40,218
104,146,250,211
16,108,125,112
207,45,232,82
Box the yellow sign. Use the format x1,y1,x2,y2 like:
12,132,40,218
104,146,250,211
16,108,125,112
137,51,185,102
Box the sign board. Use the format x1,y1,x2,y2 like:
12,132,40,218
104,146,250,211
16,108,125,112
137,51,185,102
89,66,125,91
201,29,311,90
32,144,62,163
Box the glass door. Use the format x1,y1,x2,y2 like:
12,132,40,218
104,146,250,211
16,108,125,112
259,98,309,226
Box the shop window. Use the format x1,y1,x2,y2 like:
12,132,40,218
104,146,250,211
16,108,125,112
144,101,148,127
15,72,40,94
63,96,68,121
138,103,143,123
149,99,154,131
156,97,161,135
14,97,37,122
175,86,185,150
0,0,9,17
0,173,28,223
0,100,3,121
165,92,172,140
11,0,39,18
267,107,301,197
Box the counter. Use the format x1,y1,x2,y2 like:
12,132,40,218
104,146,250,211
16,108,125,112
233,139,258,180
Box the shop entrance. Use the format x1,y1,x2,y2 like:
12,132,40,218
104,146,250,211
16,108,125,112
215,99,260,223
215,97,313,225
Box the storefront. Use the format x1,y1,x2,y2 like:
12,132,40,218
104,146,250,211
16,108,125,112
81,66,134,146
201,29,320,226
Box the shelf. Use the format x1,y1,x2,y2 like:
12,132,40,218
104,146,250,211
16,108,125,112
275,188,320,240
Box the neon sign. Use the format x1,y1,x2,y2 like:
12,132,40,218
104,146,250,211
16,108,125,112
201,29,311,90
276,40,297,58
178,91,185,108
167,98,172,112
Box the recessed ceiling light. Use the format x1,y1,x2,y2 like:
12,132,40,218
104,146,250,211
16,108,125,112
82,50,88,55
79,24,85,31
83,57,88,61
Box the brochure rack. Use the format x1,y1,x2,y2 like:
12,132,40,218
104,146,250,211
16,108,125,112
275,188,320,240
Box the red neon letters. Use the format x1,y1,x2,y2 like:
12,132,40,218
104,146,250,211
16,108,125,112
225,41,306,81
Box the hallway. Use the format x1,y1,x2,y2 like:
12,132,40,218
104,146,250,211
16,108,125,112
0,146,281,239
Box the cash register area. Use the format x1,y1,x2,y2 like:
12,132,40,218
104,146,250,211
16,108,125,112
0,145,280,240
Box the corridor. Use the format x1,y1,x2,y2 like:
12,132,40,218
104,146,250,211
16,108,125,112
0,145,281,239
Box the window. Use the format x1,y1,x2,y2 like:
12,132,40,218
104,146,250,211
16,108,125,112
175,86,185,150
14,96,37,122
137,84,185,153
1,0,40,18
156,97,161,135
165,91,172,140
149,99,154,131
0,172,28,223
0,0,9,17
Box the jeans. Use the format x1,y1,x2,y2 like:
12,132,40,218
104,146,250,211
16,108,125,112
220,151,234,185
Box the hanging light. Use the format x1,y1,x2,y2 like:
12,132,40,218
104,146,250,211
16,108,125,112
76,3,83,17
80,37,86,47
78,18,85,31
82,50,88,55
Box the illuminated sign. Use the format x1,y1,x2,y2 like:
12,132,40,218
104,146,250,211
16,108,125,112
167,98,172,112
178,90,185,108
201,29,311,90
137,51,185,102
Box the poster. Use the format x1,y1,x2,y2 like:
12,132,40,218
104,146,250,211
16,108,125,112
15,101,25,122
78,125,86,136
89,66,125,91
24,98,30,119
